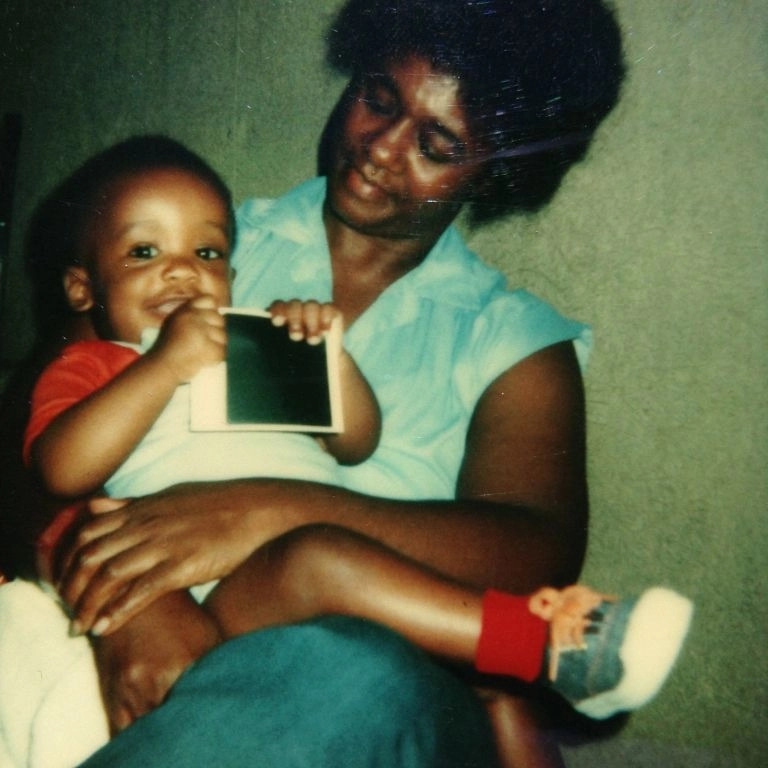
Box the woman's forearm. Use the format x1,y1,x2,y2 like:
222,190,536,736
232,477,587,592
60,344,589,631
57,475,585,637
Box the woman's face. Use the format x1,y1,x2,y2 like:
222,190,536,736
325,55,487,242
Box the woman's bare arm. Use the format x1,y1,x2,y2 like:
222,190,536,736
58,341,587,634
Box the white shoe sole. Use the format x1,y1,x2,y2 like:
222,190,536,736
574,587,693,719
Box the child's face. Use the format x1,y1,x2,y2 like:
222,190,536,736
67,168,232,344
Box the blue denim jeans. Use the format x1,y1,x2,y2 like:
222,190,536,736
79,617,498,767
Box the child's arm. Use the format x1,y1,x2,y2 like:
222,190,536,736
267,300,381,465
327,348,381,464
31,297,225,497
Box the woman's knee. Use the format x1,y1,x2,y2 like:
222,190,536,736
84,619,497,768
295,617,499,766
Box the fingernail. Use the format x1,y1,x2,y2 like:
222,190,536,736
288,330,303,341
307,335,321,345
271,315,285,326
69,619,83,637
91,617,111,636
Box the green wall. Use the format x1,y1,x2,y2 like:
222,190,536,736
1,2,766,766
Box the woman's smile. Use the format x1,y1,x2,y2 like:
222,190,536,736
344,161,392,204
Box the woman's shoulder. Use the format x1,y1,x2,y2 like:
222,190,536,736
236,177,326,233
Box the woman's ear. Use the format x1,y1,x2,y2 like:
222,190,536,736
63,266,95,312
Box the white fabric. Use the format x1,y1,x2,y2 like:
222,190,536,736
0,581,108,768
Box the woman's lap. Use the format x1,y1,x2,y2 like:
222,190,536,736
79,616,498,767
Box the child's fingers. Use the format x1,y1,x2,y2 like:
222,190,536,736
267,299,287,325
284,300,306,341
269,299,339,343
318,302,339,331
165,296,225,334
187,294,219,311
301,300,323,343
268,299,304,340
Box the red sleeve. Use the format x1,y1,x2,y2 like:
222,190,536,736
23,340,140,466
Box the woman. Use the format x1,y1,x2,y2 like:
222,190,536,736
31,1,625,766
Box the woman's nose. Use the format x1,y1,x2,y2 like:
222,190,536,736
367,118,409,173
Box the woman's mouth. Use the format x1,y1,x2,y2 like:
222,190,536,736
345,164,390,203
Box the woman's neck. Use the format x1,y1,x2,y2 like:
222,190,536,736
323,206,441,325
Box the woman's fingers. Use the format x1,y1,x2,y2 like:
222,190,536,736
89,496,131,515
56,508,137,595
66,542,165,634
87,562,193,636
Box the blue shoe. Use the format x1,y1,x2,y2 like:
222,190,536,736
548,587,693,719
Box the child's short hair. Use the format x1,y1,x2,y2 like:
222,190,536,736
26,135,235,338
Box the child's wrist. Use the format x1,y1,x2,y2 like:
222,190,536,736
141,345,189,388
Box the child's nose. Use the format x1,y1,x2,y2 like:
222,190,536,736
163,254,200,281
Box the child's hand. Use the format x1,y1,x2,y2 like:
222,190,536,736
150,295,227,382
267,299,340,345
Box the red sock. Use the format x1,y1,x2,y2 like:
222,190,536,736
475,590,549,682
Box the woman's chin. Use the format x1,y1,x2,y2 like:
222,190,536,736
327,178,395,233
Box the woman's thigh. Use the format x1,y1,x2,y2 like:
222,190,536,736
78,617,498,768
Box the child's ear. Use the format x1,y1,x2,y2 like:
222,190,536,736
63,266,95,312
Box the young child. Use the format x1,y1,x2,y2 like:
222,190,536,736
25,136,692,727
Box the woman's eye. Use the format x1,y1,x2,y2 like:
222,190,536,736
196,247,226,261
361,81,397,117
129,245,159,260
419,129,464,164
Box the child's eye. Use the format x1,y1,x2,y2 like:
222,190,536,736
129,245,159,260
196,247,226,261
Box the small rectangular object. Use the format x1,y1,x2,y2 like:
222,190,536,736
190,308,343,433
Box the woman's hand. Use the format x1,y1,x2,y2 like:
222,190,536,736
92,590,221,734
57,486,284,636
57,341,588,635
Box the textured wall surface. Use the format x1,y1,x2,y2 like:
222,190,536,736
1,1,766,766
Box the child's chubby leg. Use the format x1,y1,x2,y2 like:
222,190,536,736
203,523,483,661
93,590,222,734
204,528,692,722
